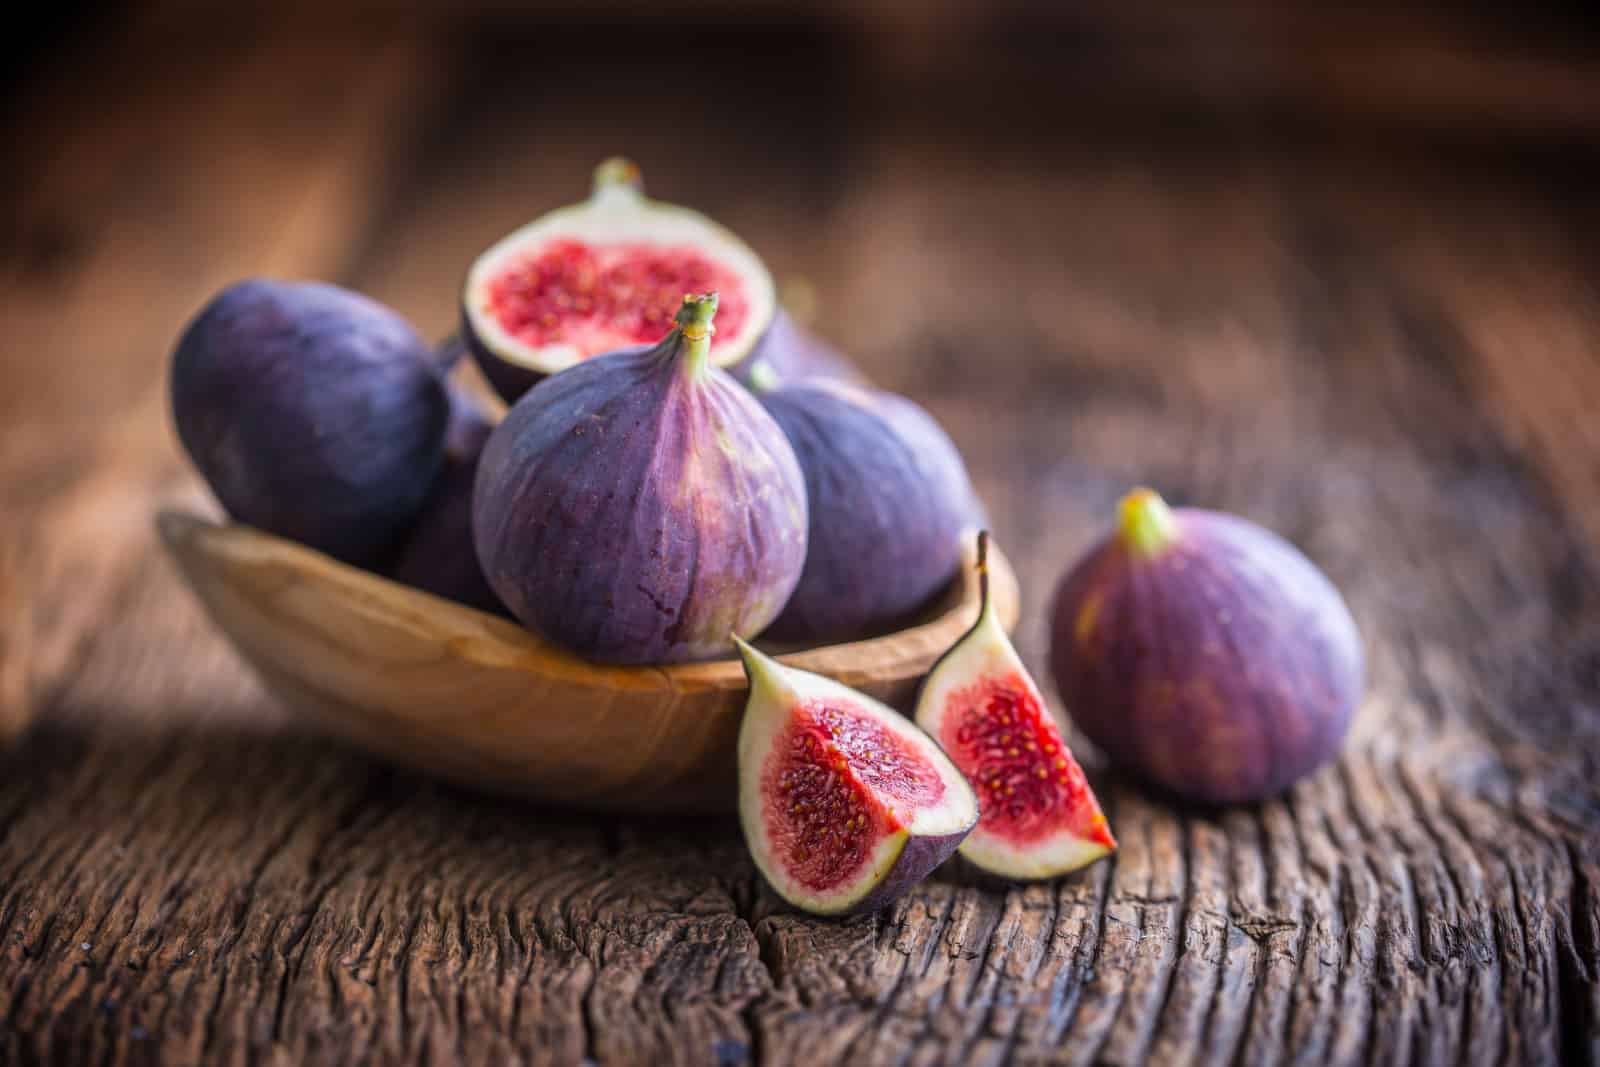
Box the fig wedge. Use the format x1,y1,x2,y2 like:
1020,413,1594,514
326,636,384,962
916,533,1115,880
736,637,977,915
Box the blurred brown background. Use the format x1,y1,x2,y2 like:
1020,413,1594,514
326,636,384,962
4,4,1600,1066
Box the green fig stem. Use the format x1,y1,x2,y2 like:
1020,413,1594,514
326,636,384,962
675,292,719,380
591,157,644,202
1117,487,1179,558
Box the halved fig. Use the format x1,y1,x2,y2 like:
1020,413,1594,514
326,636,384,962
916,533,1115,880
735,637,977,915
462,158,777,401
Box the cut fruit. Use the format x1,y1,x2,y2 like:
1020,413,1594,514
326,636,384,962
462,158,777,401
735,637,977,916
916,532,1115,880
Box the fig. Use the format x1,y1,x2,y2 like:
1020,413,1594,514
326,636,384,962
473,293,807,664
873,388,990,533
750,375,986,644
735,637,978,915
462,158,777,402
916,533,1115,879
170,278,449,567
1050,489,1364,806
387,385,505,615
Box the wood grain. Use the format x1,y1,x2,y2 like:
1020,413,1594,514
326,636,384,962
3,13,1599,1067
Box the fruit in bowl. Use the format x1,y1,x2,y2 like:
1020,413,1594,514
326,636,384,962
472,293,809,664
749,371,986,645
161,165,1011,820
170,279,450,567
385,383,505,615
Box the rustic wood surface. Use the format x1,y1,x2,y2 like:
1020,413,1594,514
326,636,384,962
4,10,1599,1066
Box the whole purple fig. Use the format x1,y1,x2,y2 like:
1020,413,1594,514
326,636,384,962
387,385,505,615
473,293,808,664
170,279,449,567
1050,489,1364,806
751,375,986,645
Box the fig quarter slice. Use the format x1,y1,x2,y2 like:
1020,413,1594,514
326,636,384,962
916,532,1115,880
735,637,978,916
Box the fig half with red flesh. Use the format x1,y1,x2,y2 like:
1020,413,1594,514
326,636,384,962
735,638,978,916
916,533,1115,880
462,158,777,402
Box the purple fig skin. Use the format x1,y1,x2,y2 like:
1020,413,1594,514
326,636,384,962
733,309,865,388
440,381,495,459
1050,492,1364,806
755,379,986,644
835,828,972,916
461,303,536,403
472,295,808,664
873,390,990,532
461,303,629,404
171,279,449,567
388,385,506,615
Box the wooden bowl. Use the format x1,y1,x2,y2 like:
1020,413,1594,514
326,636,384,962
157,511,1020,814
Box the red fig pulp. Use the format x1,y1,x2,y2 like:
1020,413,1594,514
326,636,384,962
472,294,807,664
736,639,978,915
917,534,1115,879
462,159,776,401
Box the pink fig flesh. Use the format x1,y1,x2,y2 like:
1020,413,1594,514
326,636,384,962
917,533,1115,880
736,639,977,915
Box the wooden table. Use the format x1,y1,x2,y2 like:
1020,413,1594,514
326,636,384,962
5,10,1599,1066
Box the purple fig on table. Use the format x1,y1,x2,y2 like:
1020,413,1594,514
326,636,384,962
1050,489,1364,806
